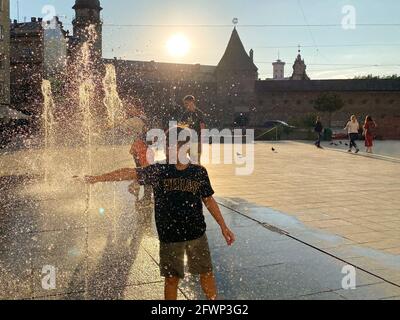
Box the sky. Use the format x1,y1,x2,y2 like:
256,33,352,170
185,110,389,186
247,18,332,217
10,0,400,79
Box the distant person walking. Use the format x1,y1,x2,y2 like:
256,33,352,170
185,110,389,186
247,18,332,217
363,115,377,153
344,115,360,153
179,95,206,164
314,116,323,149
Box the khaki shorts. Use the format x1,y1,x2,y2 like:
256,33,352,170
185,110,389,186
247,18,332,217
160,234,213,279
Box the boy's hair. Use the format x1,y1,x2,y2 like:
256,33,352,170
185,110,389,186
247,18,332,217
165,125,192,149
183,95,196,103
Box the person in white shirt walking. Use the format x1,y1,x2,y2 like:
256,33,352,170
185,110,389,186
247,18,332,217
344,115,360,153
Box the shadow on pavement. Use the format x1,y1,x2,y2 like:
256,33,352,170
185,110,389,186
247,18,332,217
66,198,153,300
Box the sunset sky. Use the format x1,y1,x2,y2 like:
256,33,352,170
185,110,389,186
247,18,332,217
10,0,400,79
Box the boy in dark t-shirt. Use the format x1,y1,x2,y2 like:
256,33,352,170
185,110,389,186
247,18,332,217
85,126,235,300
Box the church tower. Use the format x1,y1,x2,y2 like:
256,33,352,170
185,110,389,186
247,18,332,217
272,59,286,80
72,0,103,59
290,49,310,80
215,27,258,127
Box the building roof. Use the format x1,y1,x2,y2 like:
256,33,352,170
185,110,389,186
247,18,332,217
273,59,285,65
103,59,216,73
11,18,67,38
73,0,102,10
103,58,216,82
216,27,258,72
11,21,43,33
256,79,400,92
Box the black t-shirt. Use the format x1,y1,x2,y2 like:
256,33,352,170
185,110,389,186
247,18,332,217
179,110,205,140
136,163,215,243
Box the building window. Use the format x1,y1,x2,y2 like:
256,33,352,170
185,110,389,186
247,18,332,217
0,25,4,41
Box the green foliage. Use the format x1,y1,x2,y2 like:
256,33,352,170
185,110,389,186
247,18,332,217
314,93,345,114
301,113,318,129
290,113,317,130
354,74,400,80
313,93,345,127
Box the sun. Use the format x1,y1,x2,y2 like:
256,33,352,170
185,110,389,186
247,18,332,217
166,34,190,58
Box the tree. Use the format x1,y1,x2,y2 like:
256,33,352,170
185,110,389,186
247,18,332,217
354,74,400,80
313,93,345,128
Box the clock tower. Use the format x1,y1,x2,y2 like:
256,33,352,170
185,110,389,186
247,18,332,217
72,0,103,59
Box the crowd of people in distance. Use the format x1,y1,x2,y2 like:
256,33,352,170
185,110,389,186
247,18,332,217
314,114,378,154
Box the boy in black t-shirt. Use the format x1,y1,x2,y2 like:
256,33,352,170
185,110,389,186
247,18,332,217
85,126,235,300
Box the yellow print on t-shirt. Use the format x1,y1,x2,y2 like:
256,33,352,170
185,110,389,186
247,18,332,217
163,178,201,194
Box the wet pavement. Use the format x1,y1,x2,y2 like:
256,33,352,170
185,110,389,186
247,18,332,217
206,141,400,287
1,144,400,300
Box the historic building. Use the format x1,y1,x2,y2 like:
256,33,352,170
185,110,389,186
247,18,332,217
70,0,396,137
255,79,400,138
8,0,400,138
290,50,310,80
272,59,286,80
68,0,103,63
10,17,68,116
0,0,10,109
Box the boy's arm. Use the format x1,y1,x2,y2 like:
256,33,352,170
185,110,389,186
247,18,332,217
85,168,137,184
203,196,235,246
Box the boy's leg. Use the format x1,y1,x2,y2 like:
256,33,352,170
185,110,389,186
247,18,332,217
164,276,180,300
200,272,217,300
160,241,185,300
186,235,215,299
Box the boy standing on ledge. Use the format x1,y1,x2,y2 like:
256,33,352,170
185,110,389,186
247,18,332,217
84,126,235,300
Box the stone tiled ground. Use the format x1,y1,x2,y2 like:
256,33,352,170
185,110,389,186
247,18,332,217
204,141,400,285
1,142,400,300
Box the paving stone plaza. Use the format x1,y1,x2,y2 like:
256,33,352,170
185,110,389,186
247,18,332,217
1,141,399,300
